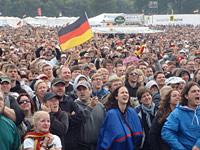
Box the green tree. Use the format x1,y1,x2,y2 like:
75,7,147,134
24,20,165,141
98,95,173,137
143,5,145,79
116,0,135,13
0,0,12,16
88,0,117,16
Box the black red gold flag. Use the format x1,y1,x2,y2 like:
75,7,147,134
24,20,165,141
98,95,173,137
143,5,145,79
58,13,93,51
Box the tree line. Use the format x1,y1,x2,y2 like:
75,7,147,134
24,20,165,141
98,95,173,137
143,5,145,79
0,0,199,17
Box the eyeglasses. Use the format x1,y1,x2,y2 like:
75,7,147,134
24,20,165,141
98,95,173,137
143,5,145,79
129,72,139,76
18,99,30,104
93,78,102,81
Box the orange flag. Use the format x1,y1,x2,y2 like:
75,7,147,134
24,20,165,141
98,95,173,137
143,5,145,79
38,8,41,16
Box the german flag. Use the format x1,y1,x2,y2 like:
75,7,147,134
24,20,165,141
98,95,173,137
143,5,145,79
17,21,22,26
58,13,93,51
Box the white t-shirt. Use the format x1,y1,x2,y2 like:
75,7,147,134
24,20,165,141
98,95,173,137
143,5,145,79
23,134,62,149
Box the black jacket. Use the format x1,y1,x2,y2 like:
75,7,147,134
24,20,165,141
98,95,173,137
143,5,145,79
125,80,141,98
59,95,84,150
10,81,27,94
136,105,158,150
7,95,25,126
49,110,69,150
148,112,171,150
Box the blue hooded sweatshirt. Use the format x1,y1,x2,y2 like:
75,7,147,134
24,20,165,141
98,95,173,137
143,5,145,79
162,104,200,150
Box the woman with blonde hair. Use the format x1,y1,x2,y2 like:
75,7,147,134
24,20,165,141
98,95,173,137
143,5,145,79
137,69,145,86
32,80,48,111
23,111,62,150
149,89,180,150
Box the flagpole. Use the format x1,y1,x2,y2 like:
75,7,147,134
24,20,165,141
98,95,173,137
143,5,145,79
84,12,89,20
84,11,94,37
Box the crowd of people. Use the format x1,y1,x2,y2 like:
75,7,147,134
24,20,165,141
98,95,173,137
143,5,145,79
0,24,200,150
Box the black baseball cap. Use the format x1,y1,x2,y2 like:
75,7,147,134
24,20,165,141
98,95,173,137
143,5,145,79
43,92,61,102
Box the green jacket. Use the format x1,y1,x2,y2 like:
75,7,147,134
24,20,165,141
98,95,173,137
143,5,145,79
0,115,20,150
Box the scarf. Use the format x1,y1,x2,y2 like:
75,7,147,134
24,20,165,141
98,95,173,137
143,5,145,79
24,130,50,150
141,103,155,128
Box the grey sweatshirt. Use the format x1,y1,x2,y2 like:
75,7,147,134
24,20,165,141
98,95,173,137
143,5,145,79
74,98,106,147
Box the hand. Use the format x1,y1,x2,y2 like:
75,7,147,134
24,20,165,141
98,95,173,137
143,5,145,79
192,146,200,150
46,133,54,146
71,111,76,115
41,42,46,47
55,45,60,50
43,136,49,146
40,56,45,59
41,103,51,112
89,96,98,108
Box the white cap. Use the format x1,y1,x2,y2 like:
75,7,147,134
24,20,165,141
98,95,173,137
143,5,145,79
185,45,189,48
179,49,185,54
61,54,66,58
116,46,123,50
10,46,14,49
165,77,186,85
104,46,110,50
146,80,159,89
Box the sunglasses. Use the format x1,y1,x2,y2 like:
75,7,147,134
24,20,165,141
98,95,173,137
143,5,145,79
129,72,139,76
32,72,38,75
18,99,30,104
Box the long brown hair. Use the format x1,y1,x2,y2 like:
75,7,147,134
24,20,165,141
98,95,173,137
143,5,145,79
158,89,179,124
192,68,200,82
105,86,130,112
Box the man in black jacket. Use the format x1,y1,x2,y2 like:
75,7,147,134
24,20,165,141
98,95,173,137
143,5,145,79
51,78,84,150
41,91,68,149
125,66,141,98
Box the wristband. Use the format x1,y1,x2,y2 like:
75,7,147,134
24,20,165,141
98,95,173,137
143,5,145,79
47,144,54,149
41,144,48,150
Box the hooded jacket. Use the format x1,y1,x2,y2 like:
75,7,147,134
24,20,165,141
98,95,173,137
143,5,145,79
177,69,191,81
162,104,200,149
73,74,90,91
75,98,105,149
